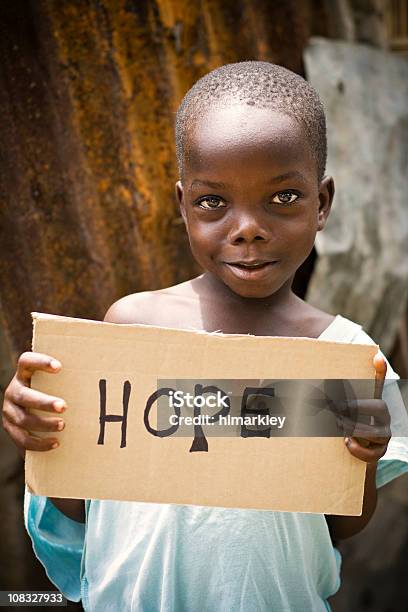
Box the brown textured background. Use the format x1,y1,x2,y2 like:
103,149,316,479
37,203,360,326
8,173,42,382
0,0,311,358
0,1,407,610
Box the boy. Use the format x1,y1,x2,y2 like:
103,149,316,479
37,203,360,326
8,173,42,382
3,62,408,611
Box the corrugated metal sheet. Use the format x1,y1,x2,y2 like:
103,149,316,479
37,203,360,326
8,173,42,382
0,0,307,360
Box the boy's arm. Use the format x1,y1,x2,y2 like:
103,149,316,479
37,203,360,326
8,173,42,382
326,354,389,542
48,497,86,522
10,443,86,522
325,462,377,542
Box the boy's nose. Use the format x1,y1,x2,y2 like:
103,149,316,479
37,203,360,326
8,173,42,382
228,214,269,244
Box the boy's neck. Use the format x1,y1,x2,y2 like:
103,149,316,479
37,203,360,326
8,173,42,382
198,271,298,313
187,272,334,338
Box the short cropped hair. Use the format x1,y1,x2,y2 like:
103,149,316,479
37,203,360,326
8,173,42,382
175,61,327,182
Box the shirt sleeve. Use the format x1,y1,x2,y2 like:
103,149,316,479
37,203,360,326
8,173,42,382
24,486,85,602
375,375,408,488
348,328,408,488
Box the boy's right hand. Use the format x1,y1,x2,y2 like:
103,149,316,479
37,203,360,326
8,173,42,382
2,352,66,459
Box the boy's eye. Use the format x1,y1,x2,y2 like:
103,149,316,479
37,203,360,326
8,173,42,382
272,191,299,205
195,196,226,210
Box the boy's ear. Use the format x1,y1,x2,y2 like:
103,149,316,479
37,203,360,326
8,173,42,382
175,180,187,224
317,176,335,231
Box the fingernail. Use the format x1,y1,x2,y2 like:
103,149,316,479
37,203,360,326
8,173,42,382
56,421,64,431
51,442,59,449
50,359,61,370
54,400,66,412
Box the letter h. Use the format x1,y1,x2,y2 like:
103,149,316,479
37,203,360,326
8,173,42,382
97,379,130,448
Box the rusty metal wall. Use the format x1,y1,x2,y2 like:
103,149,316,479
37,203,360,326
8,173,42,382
0,0,309,362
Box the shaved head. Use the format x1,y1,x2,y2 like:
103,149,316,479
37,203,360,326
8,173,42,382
175,61,327,182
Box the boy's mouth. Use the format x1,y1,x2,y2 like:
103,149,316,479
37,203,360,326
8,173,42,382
224,260,279,280
228,259,275,268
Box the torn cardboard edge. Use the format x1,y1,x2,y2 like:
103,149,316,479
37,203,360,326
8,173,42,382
31,311,379,344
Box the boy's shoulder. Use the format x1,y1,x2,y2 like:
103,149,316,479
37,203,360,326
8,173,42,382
103,279,338,339
103,279,199,327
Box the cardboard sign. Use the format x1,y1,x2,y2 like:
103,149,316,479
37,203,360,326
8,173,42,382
25,312,378,515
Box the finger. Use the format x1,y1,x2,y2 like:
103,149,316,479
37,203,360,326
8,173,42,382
345,436,388,463
352,430,390,445
334,399,389,418
3,401,65,433
373,353,387,399
355,435,390,446
2,419,59,452
334,400,390,429
16,352,62,386
5,384,67,414
339,419,391,439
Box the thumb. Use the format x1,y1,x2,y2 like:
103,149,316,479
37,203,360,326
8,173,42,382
373,352,387,399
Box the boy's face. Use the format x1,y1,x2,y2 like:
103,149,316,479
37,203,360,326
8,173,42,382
176,105,333,299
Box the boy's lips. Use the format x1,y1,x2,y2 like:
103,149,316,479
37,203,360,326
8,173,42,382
226,259,277,266
223,259,279,281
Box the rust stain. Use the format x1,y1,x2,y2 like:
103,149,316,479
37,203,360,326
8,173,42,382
0,0,307,358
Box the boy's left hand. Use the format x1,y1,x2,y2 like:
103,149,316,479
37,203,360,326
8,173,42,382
344,354,391,464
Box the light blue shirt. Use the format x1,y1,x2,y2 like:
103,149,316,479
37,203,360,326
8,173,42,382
24,316,408,611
